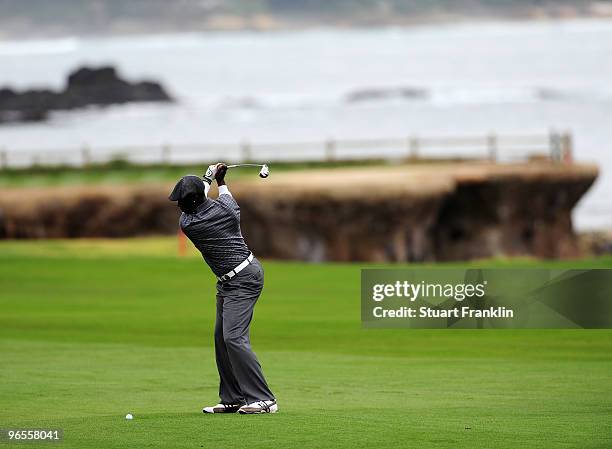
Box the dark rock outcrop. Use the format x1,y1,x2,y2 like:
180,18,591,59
0,66,172,124
346,86,428,103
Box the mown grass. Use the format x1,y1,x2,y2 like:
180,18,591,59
0,160,393,187
0,238,610,448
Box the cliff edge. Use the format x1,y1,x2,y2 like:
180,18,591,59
0,162,598,261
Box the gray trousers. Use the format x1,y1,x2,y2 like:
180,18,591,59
214,258,275,405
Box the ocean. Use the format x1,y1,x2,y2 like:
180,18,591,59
0,19,611,229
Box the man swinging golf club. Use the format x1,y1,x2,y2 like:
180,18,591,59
168,163,277,414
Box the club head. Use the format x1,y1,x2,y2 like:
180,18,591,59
259,164,269,178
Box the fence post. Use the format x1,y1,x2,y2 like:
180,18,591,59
0,149,7,169
325,138,336,161
409,136,419,159
161,144,171,165
487,133,498,162
81,144,91,167
549,130,561,162
561,132,573,164
241,140,251,162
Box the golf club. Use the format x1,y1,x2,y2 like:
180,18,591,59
227,163,270,178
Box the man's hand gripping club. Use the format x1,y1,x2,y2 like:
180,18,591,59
204,163,228,184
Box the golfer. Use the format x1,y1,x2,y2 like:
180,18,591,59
168,163,277,414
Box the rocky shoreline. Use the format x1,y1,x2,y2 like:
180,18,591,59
0,162,601,262
0,66,172,124
579,230,612,256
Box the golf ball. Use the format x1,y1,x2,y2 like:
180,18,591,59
125,413,133,420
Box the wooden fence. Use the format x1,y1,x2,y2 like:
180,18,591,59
0,131,573,169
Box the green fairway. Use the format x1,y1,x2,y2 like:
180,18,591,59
0,160,387,188
0,239,611,448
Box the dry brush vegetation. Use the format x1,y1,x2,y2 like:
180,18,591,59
0,162,598,261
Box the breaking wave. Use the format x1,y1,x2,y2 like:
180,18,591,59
344,85,612,106
209,85,612,111
0,37,80,56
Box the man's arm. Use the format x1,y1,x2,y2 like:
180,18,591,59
215,164,230,195
204,162,231,198
218,184,231,196
215,163,240,213
203,164,219,198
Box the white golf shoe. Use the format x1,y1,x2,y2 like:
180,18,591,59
238,400,278,414
202,403,241,414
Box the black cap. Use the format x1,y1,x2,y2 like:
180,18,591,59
168,175,205,201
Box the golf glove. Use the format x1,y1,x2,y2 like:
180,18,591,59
203,164,218,185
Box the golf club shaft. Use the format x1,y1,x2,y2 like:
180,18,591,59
227,163,265,168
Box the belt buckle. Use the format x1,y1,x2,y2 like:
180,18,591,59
219,256,251,283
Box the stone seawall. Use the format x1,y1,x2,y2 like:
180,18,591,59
0,162,598,261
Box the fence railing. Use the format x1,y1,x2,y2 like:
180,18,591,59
0,131,573,169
